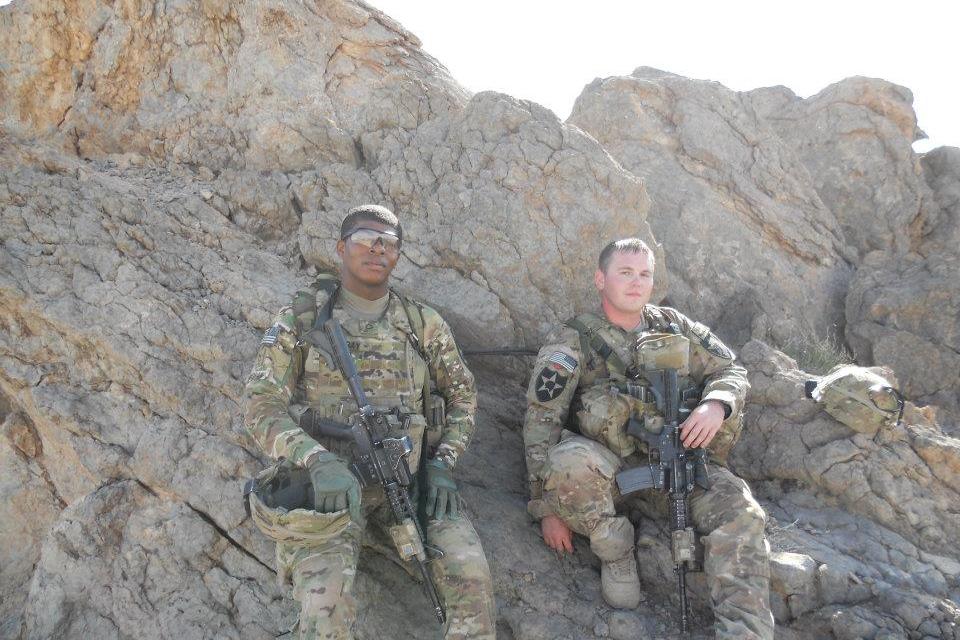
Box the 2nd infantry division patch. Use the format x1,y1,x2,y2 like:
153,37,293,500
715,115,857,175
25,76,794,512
535,367,568,402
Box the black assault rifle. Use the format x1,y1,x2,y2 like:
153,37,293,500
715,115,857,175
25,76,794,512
614,368,710,635
307,318,446,624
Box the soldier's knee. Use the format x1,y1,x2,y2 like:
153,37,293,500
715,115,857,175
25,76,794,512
428,520,494,584
542,436,620,487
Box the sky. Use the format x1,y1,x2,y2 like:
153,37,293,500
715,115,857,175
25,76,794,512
2,0,955,151
374,0,958,153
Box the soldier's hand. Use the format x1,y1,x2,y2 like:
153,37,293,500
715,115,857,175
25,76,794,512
307,452,362,522
425,459,462,521
541,514,574,554
680,400,726,448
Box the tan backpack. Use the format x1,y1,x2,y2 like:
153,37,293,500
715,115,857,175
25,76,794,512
807,365,904,434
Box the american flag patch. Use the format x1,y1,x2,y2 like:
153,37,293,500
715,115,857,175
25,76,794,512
548,351,577,373
261,324,281,346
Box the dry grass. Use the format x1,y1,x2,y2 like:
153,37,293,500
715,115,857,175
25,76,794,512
782,332,853,374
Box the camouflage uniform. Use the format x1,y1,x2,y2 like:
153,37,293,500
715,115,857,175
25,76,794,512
245,282,496,639
523,305,774,640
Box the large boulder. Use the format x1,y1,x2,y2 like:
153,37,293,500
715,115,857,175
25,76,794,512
844,250,960,424
0,0,464,171
745,78,935,259
568,67,852,347
727,340,960,638
23,480,289,640
2,0,959,638
1,0,656,349
919,146,960,258
0,411,63,638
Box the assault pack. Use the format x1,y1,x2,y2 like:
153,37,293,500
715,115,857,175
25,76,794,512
806,364,903,434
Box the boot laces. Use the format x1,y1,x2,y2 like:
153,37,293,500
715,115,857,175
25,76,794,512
607,556,637,580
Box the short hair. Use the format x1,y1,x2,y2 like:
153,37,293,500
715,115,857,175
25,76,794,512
340,204,402,242
598,238,655,273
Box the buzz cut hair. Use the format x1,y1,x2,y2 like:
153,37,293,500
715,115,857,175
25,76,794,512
340,204,402,242
598,237,655,273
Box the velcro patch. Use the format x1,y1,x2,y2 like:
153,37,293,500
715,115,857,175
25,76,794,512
548,351,578,373
261,324,281,346
535,367,569,403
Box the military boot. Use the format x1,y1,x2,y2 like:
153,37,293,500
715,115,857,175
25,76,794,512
590,516,641,609
601,552,641,609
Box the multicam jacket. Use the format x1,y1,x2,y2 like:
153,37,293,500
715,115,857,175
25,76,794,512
522,304,749,505
244,279,477,471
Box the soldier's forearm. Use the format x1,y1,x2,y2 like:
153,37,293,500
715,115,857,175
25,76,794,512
433,410,474,467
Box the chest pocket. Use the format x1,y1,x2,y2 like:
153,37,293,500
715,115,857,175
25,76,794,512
633,332,691,376
298,315,429,463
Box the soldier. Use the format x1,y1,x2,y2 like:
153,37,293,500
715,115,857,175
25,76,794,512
523,238,774,639
243,205,496,639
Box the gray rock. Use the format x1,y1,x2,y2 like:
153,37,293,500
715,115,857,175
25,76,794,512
746,78,934,259
3,0,960,638
769,552,819,619
568,67,852,348
0,412,64,639
23,480,289,640
845,250,960,421
920,146,960,258
734,340,960,637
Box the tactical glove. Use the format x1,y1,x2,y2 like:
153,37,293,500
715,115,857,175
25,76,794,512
425,459,461,521
308,452,361,522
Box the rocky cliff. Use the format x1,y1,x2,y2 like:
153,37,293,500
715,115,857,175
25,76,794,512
1,1,958,639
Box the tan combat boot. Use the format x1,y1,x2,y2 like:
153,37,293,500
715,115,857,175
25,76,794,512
591,517,641,609
600,552,641,609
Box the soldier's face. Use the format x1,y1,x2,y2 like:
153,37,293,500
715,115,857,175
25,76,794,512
336,221,400,287
595,251,654,315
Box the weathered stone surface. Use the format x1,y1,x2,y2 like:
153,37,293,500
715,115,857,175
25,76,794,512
0,0,464,172
746,78,935,259
845,250,960,423
769,552,819,619
23,480,289,640
1,0,655,351
0,410,64,639
920,146,960,257
731,339,960,637
735,339,960,554
568,67,852,347
297,90,657,347
3,0,960,638
835,145,960,426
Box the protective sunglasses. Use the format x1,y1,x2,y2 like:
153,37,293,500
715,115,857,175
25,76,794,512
345,228,401,252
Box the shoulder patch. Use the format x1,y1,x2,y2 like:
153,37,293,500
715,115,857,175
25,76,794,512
547,351,578,373
688,322,711,341
534,367,569,402
261,324,281,346
704,334,733,359
687,321,733,359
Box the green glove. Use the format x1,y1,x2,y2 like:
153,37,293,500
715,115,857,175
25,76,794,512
308,452,361,522
425,459,461,521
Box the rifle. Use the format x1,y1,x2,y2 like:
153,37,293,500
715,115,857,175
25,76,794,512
311,318,446,625
614,368,709,635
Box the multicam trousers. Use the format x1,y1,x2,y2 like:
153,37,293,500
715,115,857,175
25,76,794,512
540,434,774,640
276,487,495,640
